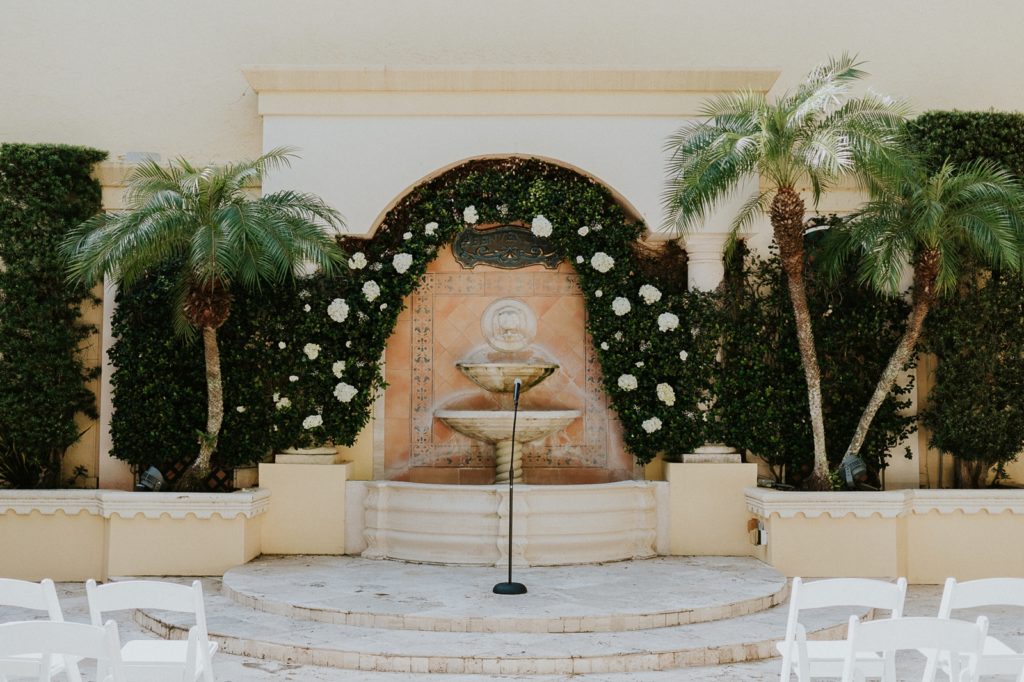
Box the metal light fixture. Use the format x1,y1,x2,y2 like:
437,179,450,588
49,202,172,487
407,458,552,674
135,466,165,492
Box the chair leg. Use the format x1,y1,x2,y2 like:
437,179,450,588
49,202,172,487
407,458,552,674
779,652,792,682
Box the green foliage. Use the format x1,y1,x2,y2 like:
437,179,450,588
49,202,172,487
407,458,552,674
111,158,720,468
922,270,1024,487
716,231,916,486
0,143,107,487
907,111,1024,176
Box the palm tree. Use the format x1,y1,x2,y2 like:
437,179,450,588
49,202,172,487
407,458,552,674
825,157,1024,469
663,54,908,488
61,148,346,481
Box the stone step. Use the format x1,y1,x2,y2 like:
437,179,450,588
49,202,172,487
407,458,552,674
136,585,869,675
222,555,788,633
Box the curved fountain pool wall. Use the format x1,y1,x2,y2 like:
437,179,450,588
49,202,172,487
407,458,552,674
361,480,666,566
381,245,636,484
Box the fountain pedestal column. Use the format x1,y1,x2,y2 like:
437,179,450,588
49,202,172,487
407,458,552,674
494,439,523,483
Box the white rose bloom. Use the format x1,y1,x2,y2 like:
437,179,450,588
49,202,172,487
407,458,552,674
302,414,323,430
463,205,478,224
424,221,438,235
334,382,358,403
590,252,615,273
303,304,311,312
332,361,346,378
617,374,638,391
363,280,381,302
639,284,662,305
613,331,623,341
679,350,689,362
345,341,352,348
278,341,287,349
600,342,609,350
636,361,645,368
303,343,321,360
577,225,589,236
531,215,553,237
289,375,299,382
656,383,676,406
236,405,246,413
393,253,413,274
275,397,291,410
595,290,603,298
327,298,349,323
272,392,280,402
612,297,631,316
380,303,388,310
658,312,680,332
576,256,584,264
347,252,368,270
642,417,663,434
403,231,413,241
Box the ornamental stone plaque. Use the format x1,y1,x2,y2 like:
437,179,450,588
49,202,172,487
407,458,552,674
452,225,561,270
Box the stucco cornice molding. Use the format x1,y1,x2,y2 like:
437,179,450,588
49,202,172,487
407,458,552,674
745,488,911,519
746,487,1024,519
242,66,781,94
0,489,271,520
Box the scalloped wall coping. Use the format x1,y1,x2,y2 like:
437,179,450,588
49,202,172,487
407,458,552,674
745,487,1024,519
0,489,270,520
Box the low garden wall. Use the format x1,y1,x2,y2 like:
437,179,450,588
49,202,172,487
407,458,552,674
746,488,1024,583
0,489,268,581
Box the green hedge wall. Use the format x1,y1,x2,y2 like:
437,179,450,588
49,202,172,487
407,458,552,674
715,232,916,487
909,110,1024,484
0,143,107,487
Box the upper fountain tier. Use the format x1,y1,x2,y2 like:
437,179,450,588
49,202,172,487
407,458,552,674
456,360,558,394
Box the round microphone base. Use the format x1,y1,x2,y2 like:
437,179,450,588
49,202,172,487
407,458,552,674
492,581,528,595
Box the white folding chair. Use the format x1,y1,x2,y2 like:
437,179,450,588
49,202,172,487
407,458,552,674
86,579,217,682
0,578,75,682
842,615,987,682
0,620,125,682
924,577,1024,681
778,576,908,681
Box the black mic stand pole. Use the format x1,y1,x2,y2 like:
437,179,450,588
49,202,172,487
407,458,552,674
493,378,527,595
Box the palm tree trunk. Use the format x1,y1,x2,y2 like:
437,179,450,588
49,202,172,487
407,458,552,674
195,325,223,475
843,248,939,464
772,187,830,489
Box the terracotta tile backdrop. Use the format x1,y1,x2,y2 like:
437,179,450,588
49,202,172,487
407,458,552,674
383,247,636,484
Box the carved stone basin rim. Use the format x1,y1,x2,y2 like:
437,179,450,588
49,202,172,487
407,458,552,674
435,409,581,444
456,362,558,394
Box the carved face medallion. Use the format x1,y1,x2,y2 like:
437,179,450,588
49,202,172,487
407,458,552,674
481,298,536,352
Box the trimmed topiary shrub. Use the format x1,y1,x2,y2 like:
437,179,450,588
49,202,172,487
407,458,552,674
0,143,107,487
907,111,1024,176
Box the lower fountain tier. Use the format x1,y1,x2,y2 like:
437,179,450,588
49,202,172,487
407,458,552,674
434,409,581,444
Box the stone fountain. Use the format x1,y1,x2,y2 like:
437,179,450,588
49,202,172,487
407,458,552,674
435,298,581,483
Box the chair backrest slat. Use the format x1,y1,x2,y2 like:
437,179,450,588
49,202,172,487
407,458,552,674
942,577,1024,613
0,578,64,621
795,577,908,612
0,620,123,666
86,579,202,626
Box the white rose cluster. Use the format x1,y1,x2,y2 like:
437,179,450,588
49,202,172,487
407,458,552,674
531,215,553,238
363,280,380,302
424,221,438,236
393,253,413,274
348,252,367,270
302,414,323,430
463,206,478,224
642,417,663,433
617,374,638,391
303,343,321,360
639,284,662,305
656,383,676,406
327,298,349,323
332,361,346,378
590,252,615,273
658,312,680,332
273,393,292,410
334,382,358,403
612,297,631,316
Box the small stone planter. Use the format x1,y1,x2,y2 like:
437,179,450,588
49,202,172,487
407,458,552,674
274,446,339,465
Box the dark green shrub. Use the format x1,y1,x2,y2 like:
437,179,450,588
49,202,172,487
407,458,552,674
716,232,916,487
907,111,1024,176
0,143,106,487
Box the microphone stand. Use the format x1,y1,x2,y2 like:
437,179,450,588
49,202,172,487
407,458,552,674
493,377,527,595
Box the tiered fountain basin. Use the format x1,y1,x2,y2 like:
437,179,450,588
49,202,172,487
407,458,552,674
360,480,663,566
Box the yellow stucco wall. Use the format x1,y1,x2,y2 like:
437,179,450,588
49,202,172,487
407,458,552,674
258,462,350,554
0,511,106,581
666,462,758,556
